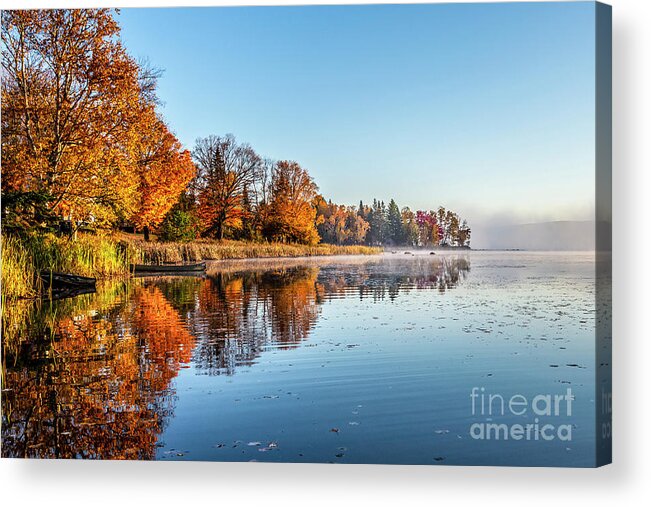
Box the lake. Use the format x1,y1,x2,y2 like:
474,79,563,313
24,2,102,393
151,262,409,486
1,251,599,466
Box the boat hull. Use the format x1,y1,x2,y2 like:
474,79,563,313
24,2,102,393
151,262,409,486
130,262,206,274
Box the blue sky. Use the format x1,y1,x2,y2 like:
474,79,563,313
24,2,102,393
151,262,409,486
118,2,596,227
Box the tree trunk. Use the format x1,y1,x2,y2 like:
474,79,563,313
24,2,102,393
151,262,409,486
70,211,76,240
143,226,150,242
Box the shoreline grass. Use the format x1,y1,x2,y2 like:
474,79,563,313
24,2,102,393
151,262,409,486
126,237,382,264
1,233,133,301
1,233,382,300
1,235,37,300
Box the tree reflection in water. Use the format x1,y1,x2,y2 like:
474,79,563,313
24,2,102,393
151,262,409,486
2,284,194,459
317,255,470,301
184,267,322,375
1,255,469,459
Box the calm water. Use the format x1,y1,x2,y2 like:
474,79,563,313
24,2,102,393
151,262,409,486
1,252,599,466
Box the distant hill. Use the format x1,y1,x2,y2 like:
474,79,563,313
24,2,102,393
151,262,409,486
471,221,602,251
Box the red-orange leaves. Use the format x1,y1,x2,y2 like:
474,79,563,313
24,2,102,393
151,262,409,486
130,109,196,233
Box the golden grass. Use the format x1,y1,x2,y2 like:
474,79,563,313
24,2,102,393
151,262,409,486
125,237,382,264
1,235,36,301
2,233,133,300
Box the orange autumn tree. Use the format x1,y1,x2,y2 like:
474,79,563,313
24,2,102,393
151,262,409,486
1,9,146,227
263,160,320,245
193,134,262,240
130,109,196,241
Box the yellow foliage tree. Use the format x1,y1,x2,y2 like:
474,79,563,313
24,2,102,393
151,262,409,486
0,9,171,228
264,160,320,245
130,108,196,240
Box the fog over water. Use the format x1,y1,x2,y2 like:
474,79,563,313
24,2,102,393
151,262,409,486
471,221,597,251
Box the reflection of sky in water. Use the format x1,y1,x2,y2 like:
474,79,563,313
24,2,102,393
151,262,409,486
161,252,596,466
2,252,599,466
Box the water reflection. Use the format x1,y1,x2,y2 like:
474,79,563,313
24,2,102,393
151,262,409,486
188,256,469,375
1,255,469,459
318,255,470,301
2,284,195,459
185,267,322,375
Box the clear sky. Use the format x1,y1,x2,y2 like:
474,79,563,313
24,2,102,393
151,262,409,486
118,2,596,228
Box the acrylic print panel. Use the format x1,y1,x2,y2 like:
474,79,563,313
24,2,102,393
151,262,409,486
0,2,611,467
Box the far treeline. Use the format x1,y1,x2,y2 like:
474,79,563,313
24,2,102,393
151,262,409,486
1,9,470,249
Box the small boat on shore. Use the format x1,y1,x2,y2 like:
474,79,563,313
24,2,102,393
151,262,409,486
130,261,207,275
40,271,97,289
39,271,97,299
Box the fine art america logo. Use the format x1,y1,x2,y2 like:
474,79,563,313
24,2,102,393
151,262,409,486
469,387,574,442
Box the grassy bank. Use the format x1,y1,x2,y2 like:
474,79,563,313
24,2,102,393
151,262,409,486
1,233,382,300
127,237,381,264
1,233,133,300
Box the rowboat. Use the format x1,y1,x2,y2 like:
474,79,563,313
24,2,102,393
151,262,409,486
40,271,97,289
39,271,97,299
130,261,207,274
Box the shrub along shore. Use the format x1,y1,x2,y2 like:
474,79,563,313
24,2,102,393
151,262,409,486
1,233,382,300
